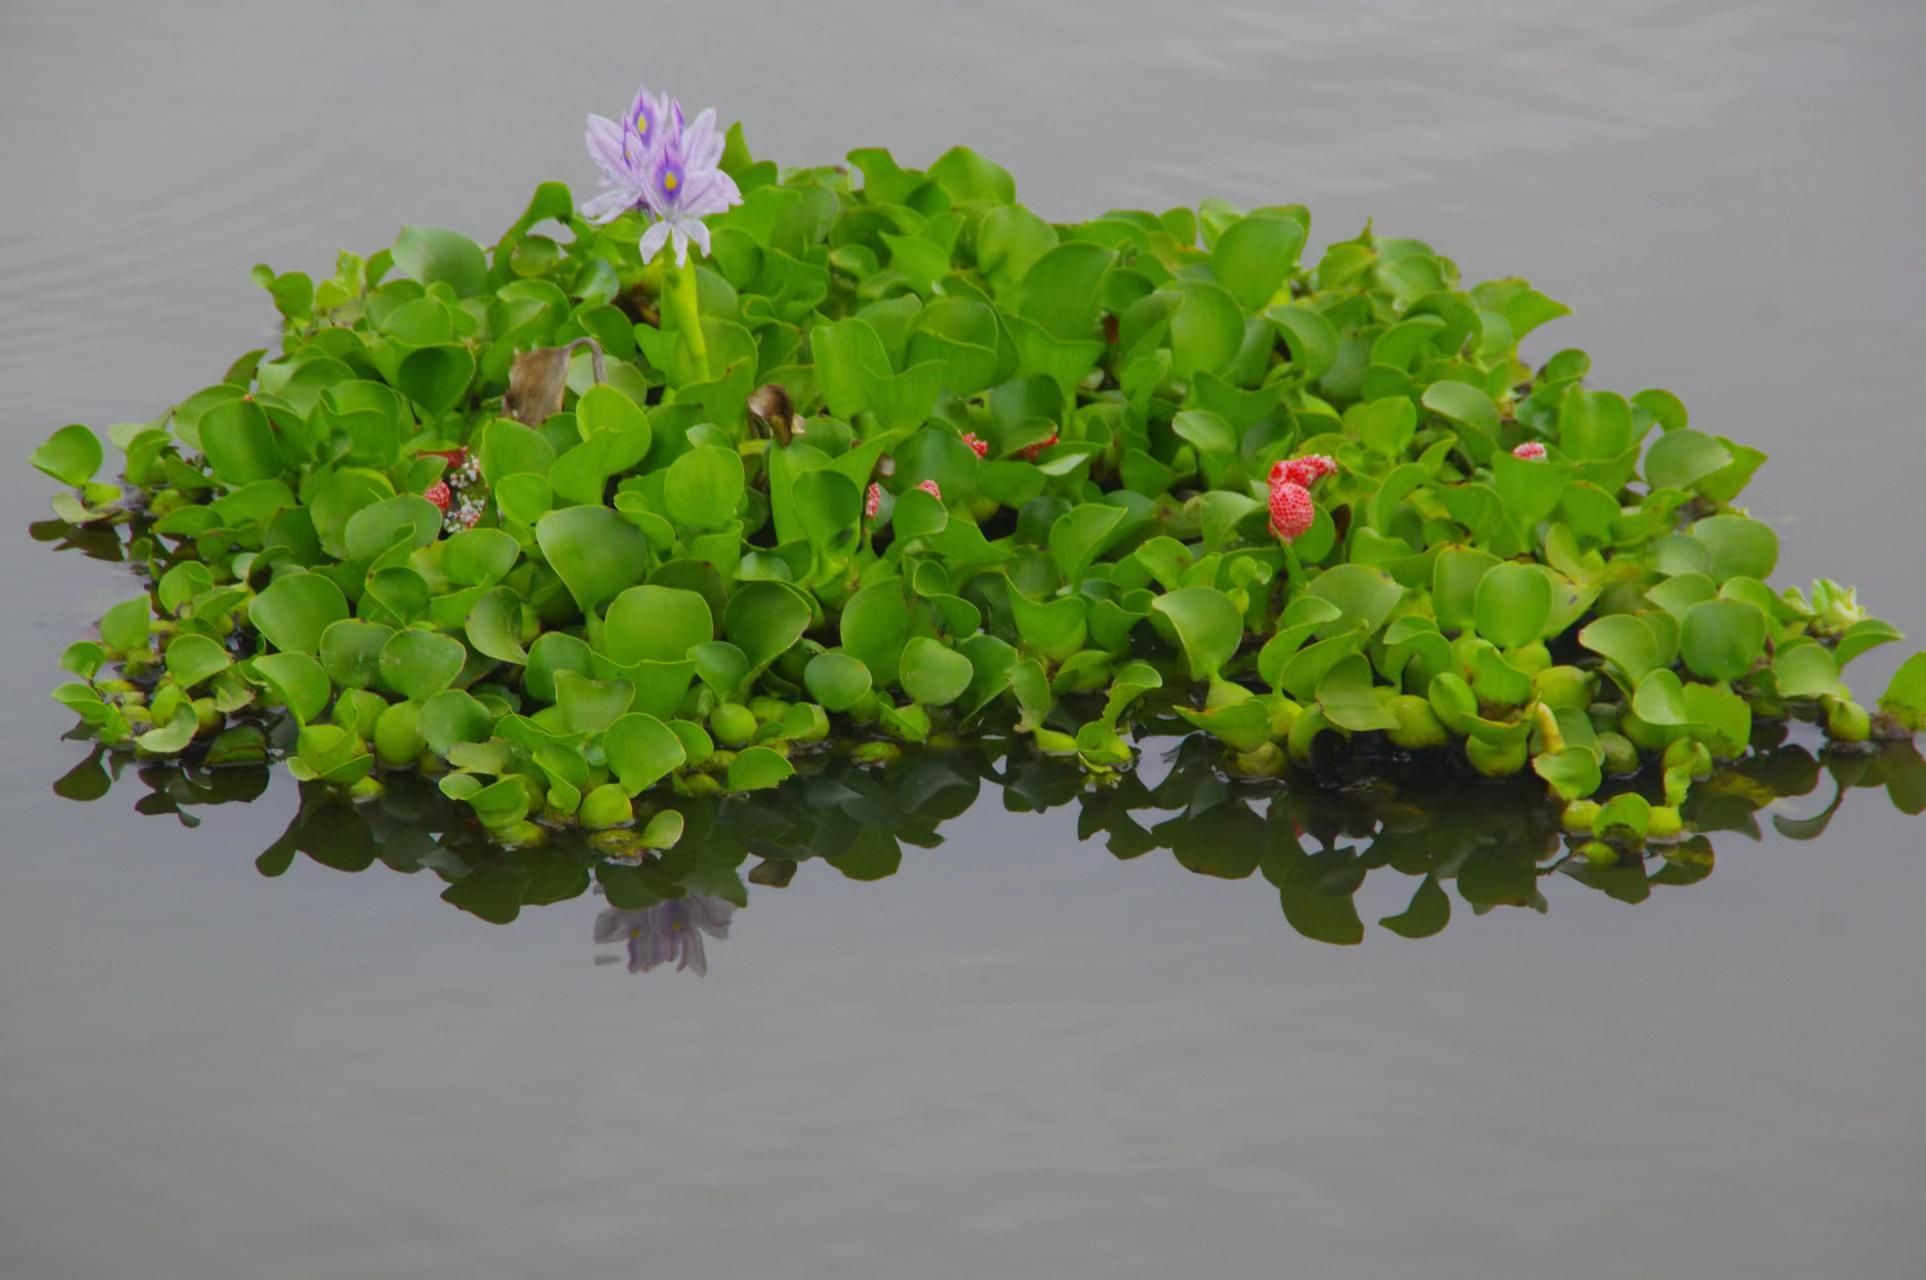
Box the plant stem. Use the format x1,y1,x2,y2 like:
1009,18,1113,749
665,261,710,383
1281,541,1307,597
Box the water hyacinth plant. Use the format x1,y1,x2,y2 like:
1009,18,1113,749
32,80,1926,858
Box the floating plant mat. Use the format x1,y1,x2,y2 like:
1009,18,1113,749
29,92,1926,881
49,728,1926,955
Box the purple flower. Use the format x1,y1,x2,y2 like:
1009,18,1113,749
582,82,670,224
593,894,735,975
636,105,741,266
583,84,743,265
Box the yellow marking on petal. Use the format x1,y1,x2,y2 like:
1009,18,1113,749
635,112,649,133
664,172,679,191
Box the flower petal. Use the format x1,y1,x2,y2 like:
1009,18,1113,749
680,217,711,261
681,107,722,170
581,186,637,224
584,114,630,177
638,218,671,265
681,169,741,218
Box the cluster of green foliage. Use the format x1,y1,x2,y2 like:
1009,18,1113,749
56,726,1926,944
34,128,1926,849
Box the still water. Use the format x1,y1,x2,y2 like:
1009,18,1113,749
4,1,1924,1275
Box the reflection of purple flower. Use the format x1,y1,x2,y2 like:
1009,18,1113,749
594,895,735,975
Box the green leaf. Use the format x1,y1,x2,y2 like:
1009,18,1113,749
723,581,812,684
252,652,331,723
137,706,200,755
32,424,104,488
250,573,349,655
791,468,862,553
1431,546,1501,635
1266,304,1338,380
164,633,231,689
1281,628,1368,703
899,637,973,706
1151,587,1244,681
604,712,687,795
1421,381,1499,441
690,642,749,700
99,596,152,653
1579,613,1663,683
442,528,522,586
1175,697,1271,751
1644,428,1733,492
420,689,493,755
727,745,795,791
1879,652,1926,730
199,399,284,485
804,651,874,712
379,627,467,701
1008,583,1088,662
977,203,1058,294
1773,641,1847,700
928,144,1016,204
1049,503,1127,585
840,581,911,685
1533,748,1603,800
1474,563,1552,649
1682,682,1752,758
1307,564,1404,638
1690,514,1778,582
1016,242,1114,340
1169,281,1245,379
1835,618,1904,668
1559,389,1632,460
394,345,476,417
664,446,745,531
604,585,712,665
1346,397,1417,457
480,416,558,485
465,587,528,664
1211,214,1305,311
1595,792,1652,842
460,776,533,832
575,382,651,449
890,486,948,541
392,225,489,296
345,495,440,563
1492,452,1572,526
535,506,651,613
1316,653,1398,731
1632,668,1693,726
320,619,395,689
1679,598,1767,682
554,670,635,734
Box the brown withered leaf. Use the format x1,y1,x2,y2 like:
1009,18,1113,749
746,383,797,445
504,348,569,426
503,338,606,426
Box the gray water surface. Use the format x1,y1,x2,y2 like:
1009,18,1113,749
4,2,1925,1276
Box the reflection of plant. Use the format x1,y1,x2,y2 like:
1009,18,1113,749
594,896,734,975
53,726,1926,949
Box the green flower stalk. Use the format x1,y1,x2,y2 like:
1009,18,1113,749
664,260,710,383
584,80,743,384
